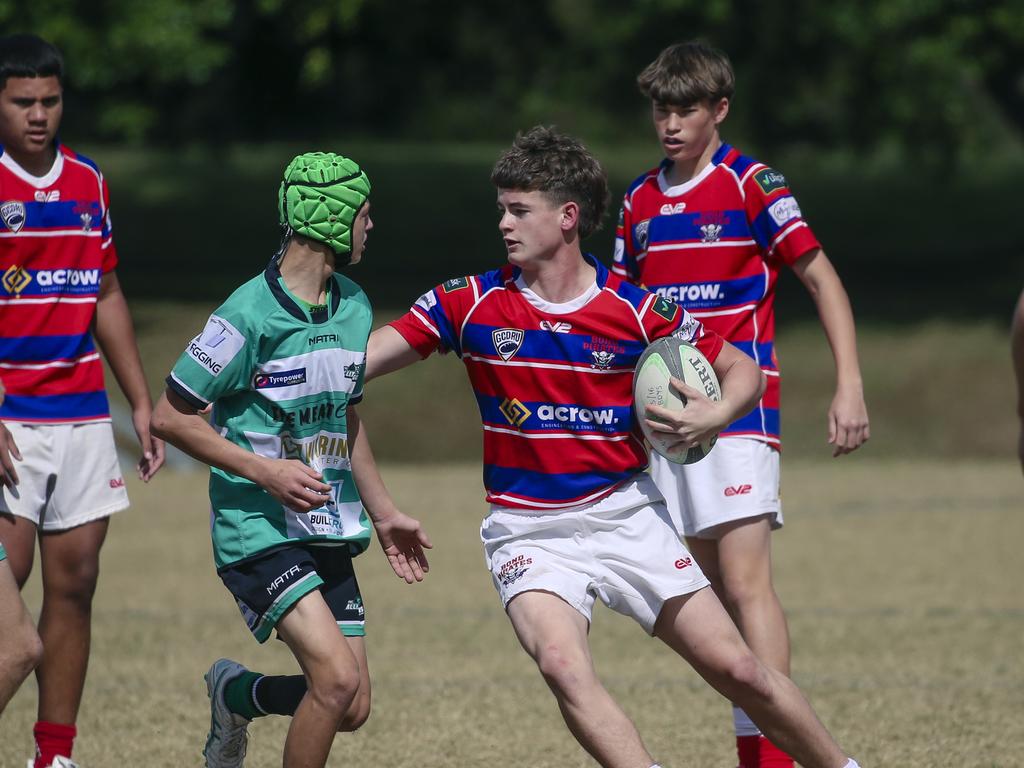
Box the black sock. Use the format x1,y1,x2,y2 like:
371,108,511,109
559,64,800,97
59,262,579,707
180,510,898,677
253,674,308,716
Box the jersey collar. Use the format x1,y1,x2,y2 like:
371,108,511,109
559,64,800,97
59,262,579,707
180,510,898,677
263,258,341,325
0,144,64,188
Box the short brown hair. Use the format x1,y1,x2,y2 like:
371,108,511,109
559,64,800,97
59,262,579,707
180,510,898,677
637,40,734,106
491,126,609,239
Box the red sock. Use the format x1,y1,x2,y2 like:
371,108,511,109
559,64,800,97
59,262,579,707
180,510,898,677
33,721,76,768
736,734,794,768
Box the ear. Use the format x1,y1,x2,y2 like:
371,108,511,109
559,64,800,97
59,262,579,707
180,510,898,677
713,97,730,125
560,201,580,232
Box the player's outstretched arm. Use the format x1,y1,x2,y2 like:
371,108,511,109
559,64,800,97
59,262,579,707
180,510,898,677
366,325,424,381
1012,287,1024,474
347,405,432,583
93,269,165,481
646,342,764,451
791,248,870,457
150,389,331,512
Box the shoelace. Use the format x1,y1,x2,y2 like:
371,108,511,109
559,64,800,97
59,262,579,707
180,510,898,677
222,722,247,758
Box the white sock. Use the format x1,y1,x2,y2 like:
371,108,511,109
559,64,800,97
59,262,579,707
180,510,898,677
732,704,761,737
843,761,860,768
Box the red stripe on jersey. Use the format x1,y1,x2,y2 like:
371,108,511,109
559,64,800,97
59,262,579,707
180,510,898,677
1,356,105,397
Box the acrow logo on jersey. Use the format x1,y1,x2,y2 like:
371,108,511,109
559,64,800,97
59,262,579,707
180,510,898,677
188,315,245,376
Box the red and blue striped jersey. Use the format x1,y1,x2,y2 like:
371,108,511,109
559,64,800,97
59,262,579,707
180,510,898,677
612,144,820,448
389,255,723,510
0,144,118,424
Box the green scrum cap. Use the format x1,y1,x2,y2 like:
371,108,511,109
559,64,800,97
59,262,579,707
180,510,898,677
278,152,371,261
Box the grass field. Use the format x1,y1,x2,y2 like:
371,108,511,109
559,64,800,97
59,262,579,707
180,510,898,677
2,458,1022,767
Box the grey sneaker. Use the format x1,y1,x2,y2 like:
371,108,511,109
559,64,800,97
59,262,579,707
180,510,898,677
203,658,251,768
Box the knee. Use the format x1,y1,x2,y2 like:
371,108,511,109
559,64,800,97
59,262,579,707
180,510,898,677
337,688,371,732
534,643,593,699
46,560,101,607
3,624,43,680
718,651,773,702
720,570,775,613
308,662,361,718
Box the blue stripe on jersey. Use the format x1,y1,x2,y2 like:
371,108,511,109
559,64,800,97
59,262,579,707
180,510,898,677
462,324,646,369
645,273,767,311
0,334,96,362
484,463,633,504
478,268,507,292
731,340,776,369
0,390,109,421
10,201,105,232
478,394,632,436
5,267,103,298
718,144,756,177
750,206,794,251
726,405,779,437
646,209,750,244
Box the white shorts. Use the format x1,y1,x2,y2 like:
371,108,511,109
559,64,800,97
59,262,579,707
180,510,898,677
480,474,709,634
649,436,781,539
0,422,129,531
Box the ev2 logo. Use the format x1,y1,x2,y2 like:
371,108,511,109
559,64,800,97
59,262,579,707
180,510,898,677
724,484,752,497
659,202,686,215
539,320,572,333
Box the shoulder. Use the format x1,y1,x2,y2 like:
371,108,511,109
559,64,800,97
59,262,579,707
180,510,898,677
59,145,104,180
213,273,274,335
334,273,369,307
603,270,651,311
623,164,664,200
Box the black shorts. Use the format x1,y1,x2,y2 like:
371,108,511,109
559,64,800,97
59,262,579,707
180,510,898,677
218,544,365,643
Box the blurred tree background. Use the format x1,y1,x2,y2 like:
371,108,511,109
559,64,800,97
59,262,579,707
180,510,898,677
3,0,1023,315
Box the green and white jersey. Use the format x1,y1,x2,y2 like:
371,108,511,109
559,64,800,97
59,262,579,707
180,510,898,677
168,263,372,570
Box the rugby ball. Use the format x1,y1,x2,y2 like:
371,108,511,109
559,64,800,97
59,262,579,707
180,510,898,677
633,337,721,464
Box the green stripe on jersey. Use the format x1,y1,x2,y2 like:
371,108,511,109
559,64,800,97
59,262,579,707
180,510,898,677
169,266,372,569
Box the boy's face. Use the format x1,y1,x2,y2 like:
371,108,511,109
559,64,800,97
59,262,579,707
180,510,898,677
496,189,574,268
348,202,373,265
652,98,728,164
0,76,63,160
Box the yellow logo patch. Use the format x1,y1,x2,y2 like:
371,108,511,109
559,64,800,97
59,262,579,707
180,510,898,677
2,265,31,295
499,398,531,428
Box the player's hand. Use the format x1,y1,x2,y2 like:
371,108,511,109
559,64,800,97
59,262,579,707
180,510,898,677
828,387,869,457
132,406,166,482
645,378,724,450
0,421,21,489
257,458,332,513
373,510,432,584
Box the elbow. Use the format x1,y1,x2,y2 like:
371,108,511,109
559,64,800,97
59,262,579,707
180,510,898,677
756,369,767,399
149,401,173,442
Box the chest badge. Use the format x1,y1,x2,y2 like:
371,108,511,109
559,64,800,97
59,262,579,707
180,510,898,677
1,201,26,233
492,328,524,361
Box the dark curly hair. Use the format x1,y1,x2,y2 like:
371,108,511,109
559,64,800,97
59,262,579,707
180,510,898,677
491,126,609,239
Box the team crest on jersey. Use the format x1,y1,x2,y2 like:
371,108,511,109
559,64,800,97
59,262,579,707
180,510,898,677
695,211,730,244
343,362,362,382
2,265,31,295
651,296,680,323
754,168,787,195
634,219,650,252
591,350,615,370
492,328,524,361
499,397,531,427
442,276,469,293
1,201,26,233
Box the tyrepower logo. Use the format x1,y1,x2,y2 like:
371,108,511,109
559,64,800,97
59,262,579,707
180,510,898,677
724,484,752,497
253,368,307,389
674,557,693,570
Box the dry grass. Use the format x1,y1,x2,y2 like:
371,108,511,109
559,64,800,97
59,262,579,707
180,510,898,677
2,458,1022,767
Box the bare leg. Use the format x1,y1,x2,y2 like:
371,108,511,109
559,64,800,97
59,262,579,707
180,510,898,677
36,518,108,724
336,635,371,732
654,587,848,768
506,590,654,768
0,558,43,714
276,590,361,768
688,516,790,674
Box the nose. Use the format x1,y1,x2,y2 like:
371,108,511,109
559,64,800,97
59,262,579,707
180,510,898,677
27,101,47,123
498,211,514,234
664,113,682,133
365,216,374,232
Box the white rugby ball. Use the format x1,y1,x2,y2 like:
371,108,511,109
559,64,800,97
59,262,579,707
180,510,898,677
633,336,721,464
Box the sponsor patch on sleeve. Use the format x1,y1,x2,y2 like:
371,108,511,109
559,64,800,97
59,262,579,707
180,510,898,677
414,290,437,312
651,296,680,323
767,196,802,227
442,276,469,293
754,168,788,196
186,315,246,376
